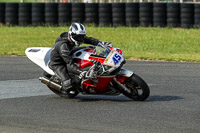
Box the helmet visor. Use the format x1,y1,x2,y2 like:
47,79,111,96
72,34,85,43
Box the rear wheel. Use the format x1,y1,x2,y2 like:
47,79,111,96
47,86,79,99
122,74,150,101
43,71,79,99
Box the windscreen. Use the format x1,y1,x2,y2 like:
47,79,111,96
95,43,111,58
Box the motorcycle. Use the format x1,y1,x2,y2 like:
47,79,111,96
25,43,150,101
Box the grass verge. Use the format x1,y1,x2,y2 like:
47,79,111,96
0,26,200,62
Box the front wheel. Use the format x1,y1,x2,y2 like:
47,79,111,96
122,74,150,101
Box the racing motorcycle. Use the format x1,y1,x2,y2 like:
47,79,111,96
25,43,150,101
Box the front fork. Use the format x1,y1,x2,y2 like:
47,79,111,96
113,68,134,94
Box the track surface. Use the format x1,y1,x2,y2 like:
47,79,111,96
0,56,199,133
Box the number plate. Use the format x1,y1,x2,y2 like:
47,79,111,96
104,50,124,67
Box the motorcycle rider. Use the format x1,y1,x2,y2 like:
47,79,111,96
49,23,112,93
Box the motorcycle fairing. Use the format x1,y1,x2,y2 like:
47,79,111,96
25,47,55,75
72,47,95,69
81,68,133,94
82,75,115,94
88,55,105,64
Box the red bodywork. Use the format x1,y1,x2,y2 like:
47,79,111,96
74,59,93,69
74,47,127,94
74,48,95,69
82,76,114,94
82,76,128,94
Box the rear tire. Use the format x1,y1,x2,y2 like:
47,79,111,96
122,74,150,101
43,71,79,99
47,86,79,99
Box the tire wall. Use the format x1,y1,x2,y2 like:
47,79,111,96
99,3,112,26
167,3,180,27
32,3,44,26
85,3,98,25
58,3,71,26
45,3,58,25
5,3,18,25
72,3,85,23
126,3,139,27
112,3,125,26
139,3,153,27
181,3,194,28
153,3,166,27
194,4,200,28
19,3,31,26
0,2,200,28
0,3,5,24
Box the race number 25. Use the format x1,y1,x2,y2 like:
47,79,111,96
112,53,121,65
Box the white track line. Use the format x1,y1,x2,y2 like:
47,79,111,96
0,79,53,100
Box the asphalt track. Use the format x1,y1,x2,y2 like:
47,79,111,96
0,56,199,133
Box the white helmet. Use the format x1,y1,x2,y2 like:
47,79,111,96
68,23,86,46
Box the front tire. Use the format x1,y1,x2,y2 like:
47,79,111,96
122,74,150,101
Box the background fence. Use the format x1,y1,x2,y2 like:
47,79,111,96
1,0,200,3
0,2,200,28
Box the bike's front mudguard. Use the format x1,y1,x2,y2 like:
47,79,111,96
116,68,134,84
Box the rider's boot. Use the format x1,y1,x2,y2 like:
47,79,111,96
61,79,72,94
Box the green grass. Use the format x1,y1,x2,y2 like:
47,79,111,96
0,25,200,62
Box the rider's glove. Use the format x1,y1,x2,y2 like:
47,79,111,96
102,41,113,48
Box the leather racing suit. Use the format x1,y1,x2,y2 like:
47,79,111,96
49,32,100,87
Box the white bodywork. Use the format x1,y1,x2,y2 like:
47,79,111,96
25,47,55,75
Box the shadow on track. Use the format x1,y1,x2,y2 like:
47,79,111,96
67,95,184,102
68,95,183,102
75,95,132,102
148,95,184,102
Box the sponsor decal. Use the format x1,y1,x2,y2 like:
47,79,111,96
104,50,123,67
28,49,41,52
112,53,122,65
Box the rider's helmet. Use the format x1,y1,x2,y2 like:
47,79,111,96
68,23,86,46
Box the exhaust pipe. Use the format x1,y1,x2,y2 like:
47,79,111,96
39,77,62,92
